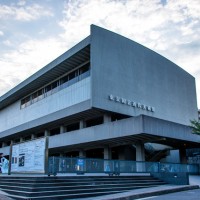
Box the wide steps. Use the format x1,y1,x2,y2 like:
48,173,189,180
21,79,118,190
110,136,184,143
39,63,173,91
0,176,167,199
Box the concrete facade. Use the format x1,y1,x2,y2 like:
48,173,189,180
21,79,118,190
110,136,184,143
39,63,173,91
0,25,199,162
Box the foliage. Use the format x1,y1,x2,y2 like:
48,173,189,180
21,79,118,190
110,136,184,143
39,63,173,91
191,119,200,135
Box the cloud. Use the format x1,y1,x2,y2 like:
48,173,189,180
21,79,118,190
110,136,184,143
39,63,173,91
0,31,4,36
3,40,12,46
0,37,67,94
0,3,53,21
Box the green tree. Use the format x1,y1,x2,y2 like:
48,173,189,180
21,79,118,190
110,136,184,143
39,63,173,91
191,119,200,135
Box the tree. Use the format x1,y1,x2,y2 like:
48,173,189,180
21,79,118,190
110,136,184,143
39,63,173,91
191,120,200,135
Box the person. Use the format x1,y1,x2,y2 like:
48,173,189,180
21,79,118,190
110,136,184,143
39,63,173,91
0,153,9,174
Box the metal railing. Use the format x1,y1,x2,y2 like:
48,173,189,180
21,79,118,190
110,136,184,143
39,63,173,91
48,157,199,175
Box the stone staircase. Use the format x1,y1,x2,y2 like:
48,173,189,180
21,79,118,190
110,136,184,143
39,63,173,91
0,175,168,199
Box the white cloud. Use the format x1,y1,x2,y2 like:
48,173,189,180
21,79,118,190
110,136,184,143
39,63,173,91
3,40,12,46
0,31,4,36
0,3,53,21
17,0,26,6
0,37,66,94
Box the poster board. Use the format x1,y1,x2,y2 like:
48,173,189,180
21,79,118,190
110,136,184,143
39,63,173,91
11,137,46,173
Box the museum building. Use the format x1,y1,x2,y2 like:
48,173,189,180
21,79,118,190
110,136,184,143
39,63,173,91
0,25,199,162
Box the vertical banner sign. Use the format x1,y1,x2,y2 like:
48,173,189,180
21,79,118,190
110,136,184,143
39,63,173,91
11,138,46,173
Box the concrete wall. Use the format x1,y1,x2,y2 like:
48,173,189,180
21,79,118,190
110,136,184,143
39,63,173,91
0,77,91,132
90,25,198,125
48,116,199,149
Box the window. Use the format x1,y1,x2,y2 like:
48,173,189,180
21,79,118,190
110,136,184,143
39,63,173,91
85,117,103,128
20,61,90,108
66,122,80,132
52,81,59,94
38,89,44,100
61,75,68,84
50,128,60,136
25,96,31,107
80,63,90,80
68,71,76,80
32,91,38,103
80,63,90,74
21,98,26,109
45,84,52,96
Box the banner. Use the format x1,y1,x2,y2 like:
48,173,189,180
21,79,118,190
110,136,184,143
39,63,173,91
11,138,46,173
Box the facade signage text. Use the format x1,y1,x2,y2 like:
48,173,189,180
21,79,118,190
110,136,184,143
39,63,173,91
108,94,155,112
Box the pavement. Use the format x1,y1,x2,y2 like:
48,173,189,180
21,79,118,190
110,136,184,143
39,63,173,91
0,174,199,200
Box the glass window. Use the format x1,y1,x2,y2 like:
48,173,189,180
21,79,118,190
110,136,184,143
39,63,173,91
80,63,90,74
51,80,59,94
68,71,76,80
32,91,38,103
45,84,52,96
25,96,31,107
60,75,68,84
21,99,26,109
20,62,91,109
38,89,44,100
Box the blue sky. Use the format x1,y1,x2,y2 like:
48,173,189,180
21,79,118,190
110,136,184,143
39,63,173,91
0,0,200,108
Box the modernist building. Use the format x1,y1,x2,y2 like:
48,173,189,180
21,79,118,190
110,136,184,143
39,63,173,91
0,25,199,162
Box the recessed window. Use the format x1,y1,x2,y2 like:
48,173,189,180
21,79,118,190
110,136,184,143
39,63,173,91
25,96,31,107
38,89,44,100
32,91,38,103
66,122,80,132
20,62,90,108
52,81,59,94
45,84,52,97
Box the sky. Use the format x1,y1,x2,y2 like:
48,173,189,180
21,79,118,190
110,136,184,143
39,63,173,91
0,0,200,108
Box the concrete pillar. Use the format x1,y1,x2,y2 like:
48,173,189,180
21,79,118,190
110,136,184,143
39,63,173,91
104,114,111,123
20,137,23,143
135,142,145,162
104,146,112,172
179,148,187,164
2,142,7,147
79,150,86,158
44,130,50,137
80,120,85,129
60,125,65,134
31,134,35,140
135,142,145,172
104,146,111,160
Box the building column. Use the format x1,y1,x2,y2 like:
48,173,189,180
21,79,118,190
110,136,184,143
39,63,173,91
2,142,7,147
179,148,187,164
20,137,23,143
79,149,86,158
31,134,35,140
104,146,112,160
135,142,145,172
104,114,111,123
135,142,145,162
60,125,65,134
104,146,112,172
80,120,85,129
44,130,50,137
